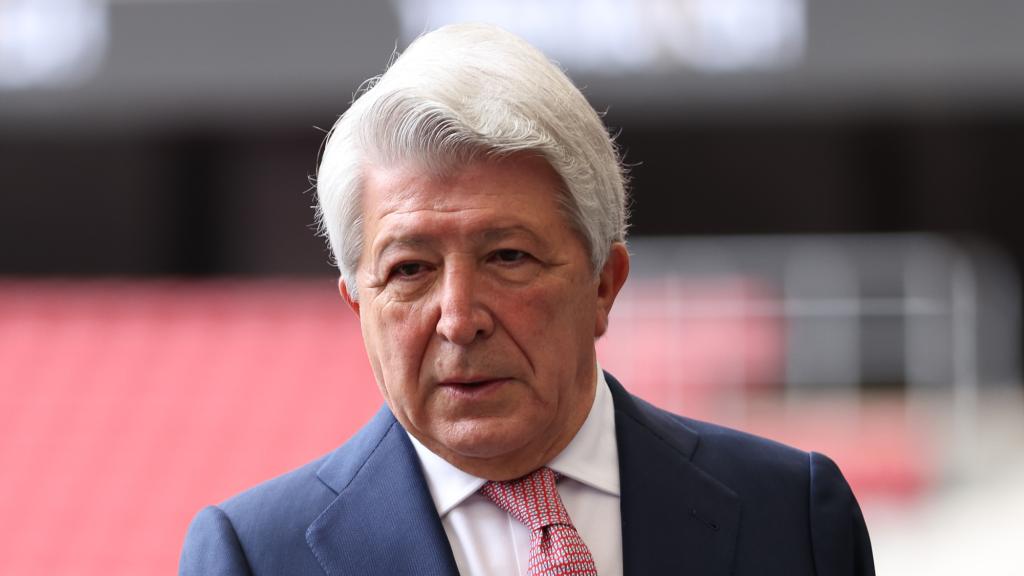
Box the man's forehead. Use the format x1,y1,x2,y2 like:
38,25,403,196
371,223,545,255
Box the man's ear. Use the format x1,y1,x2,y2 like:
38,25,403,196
594,242,630,338
338,277,360,317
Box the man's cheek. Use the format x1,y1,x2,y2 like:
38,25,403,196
377,320,431,380
507,284,565,325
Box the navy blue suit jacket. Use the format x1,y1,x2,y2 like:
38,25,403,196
181,374,874,575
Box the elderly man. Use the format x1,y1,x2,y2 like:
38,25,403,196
181,23,874,576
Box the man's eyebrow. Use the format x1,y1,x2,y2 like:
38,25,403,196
478,225,543,244
373,236,434,263
372,226,544,261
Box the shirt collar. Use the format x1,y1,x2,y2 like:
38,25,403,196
408,366,620,517
547,369,620,497
408,434,487,517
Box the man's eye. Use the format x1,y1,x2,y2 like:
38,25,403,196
493,249,528,263
391,262,425,278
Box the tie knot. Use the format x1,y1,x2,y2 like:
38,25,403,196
479,467,572,531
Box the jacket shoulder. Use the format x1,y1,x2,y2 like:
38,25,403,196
677,414,810,480
181,407,400,575
621,390,873,575
219,452,337,533
637,398,815,512
213,405,398,549
180,453,337,575
618,383,810,483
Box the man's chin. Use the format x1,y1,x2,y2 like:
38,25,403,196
422,419,546,474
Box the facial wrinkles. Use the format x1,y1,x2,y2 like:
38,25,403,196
373,183,503,218
349,155,615,479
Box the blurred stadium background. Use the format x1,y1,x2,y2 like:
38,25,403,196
2,1,1023,574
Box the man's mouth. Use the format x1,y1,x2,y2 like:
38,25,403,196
440,377,499,386
438,378,509,395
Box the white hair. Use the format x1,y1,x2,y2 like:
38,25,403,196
315,23,628,299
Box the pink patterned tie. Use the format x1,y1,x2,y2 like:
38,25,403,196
479,467,598,576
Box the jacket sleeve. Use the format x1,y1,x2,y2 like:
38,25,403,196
180,505,254,576
808,452,876,576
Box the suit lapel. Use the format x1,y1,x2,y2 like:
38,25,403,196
306,407,459,576
608,374,741,576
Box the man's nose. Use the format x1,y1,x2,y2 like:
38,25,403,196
436,263,494,346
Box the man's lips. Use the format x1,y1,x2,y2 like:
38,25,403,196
438,377,505,387
437,377,511,396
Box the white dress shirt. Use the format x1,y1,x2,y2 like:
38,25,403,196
409,368,623,576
